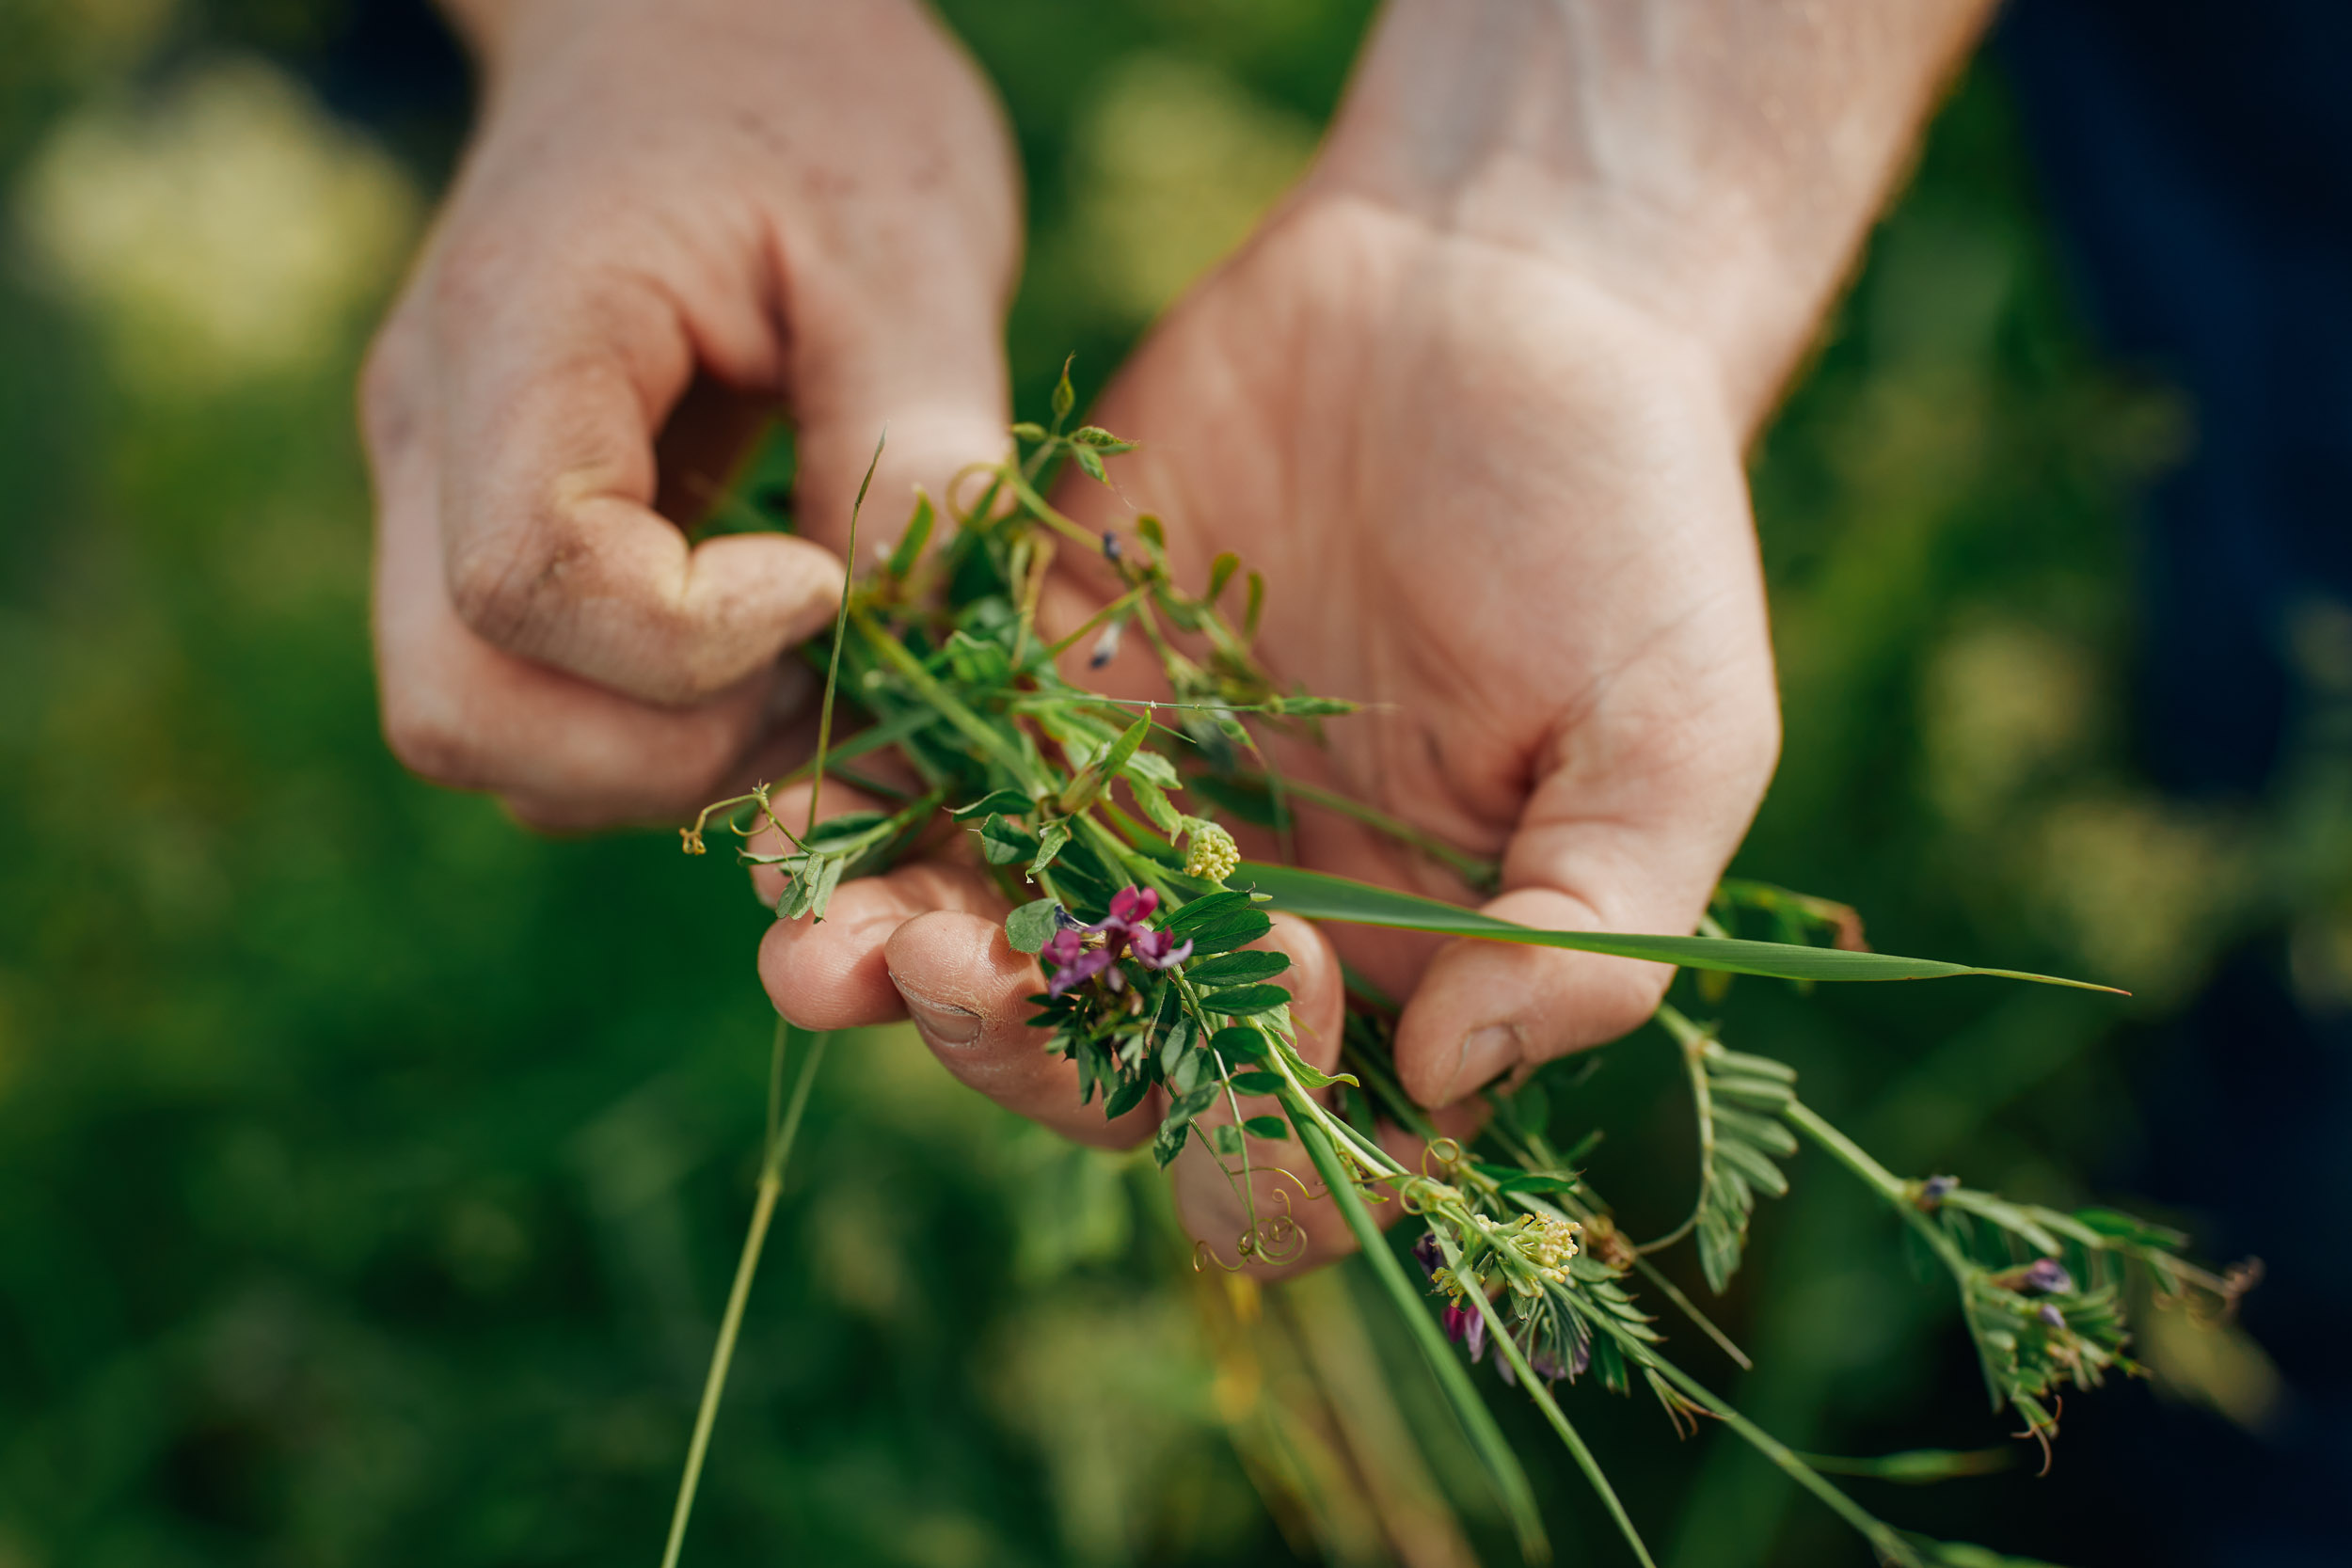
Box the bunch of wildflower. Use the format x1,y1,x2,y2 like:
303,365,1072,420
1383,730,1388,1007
662,361,2264,1568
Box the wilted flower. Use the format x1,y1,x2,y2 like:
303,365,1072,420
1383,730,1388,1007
1916,1175,1959,1212
1442,1299,1487,1362
2019,1257,2074,1295
1411,1231,1443,1281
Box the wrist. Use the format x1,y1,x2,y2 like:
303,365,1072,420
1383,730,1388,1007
1312,0,1993,432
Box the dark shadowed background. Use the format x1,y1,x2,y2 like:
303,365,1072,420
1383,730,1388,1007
3,2,2346,1564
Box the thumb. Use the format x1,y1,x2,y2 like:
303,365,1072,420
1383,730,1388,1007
1393,693,1779,1109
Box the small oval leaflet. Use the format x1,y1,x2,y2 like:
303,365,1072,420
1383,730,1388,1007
1205,984,1290,1017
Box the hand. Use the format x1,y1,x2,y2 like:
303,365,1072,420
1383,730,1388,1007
755,190,1775,1266
362,0,1019,829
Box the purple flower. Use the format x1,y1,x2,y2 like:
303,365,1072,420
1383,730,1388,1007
1411,1232,1443,1282
1103,885,1159,931
1917,1175,1959,1211
1042,888,1183,996
2038,1304,2067,1330
1442,1300,1487,1363
1044,944,1117,999
1128,927,1193,970
2019,1257,2075,1296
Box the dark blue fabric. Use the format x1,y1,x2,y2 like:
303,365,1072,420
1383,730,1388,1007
2001,5,2352,1563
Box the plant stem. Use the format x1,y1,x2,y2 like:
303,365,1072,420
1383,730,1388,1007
1290,1114,1551,1566
1641,1354,1920,1568
810,436,883,833
1252,773,1500,894
1784,1100,1968,1275
659,1022,831,1568
1445,1239,1659,1568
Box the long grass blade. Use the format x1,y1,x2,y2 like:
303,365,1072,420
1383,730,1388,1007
1241,863,2120,991
660,1022,832,1568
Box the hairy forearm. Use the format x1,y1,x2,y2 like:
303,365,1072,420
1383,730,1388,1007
1316,0,1997,430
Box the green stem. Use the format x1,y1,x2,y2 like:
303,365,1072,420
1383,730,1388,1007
1250,773,1500,894
809,435,883,833
1289,1115,1551,1566
659,1023,831,1568
1640,1354,1920,1568
1638,1005,1713,1255
1444,1238,1658,1568
1784,1100,1968,1275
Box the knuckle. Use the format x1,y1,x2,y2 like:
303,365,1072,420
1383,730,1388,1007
445,511,582,653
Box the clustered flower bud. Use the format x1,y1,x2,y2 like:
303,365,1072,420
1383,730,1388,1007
1184,821,1240,883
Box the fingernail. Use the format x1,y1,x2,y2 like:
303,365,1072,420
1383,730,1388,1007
894,980,982,1047
1446,1023,1521,1103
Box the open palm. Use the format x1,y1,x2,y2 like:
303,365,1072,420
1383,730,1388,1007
761,189,1779,1265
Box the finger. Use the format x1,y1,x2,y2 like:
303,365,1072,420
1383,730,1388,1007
786,217,1015,569
426,244,849,706
1394,674,1780,1108
882,910,1154,1149
757,859,1009,1031
364,319,800,825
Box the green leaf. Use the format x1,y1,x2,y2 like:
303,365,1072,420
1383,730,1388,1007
1050,356,1075,425
1099,711,1152,781
1162,888,1260,934
1104,1074,1152,1119
1242,863,2120,990
885,488,935,578
1208,1025,1270,1064
1005,897,1063,955
1205,984,1290,1017
1184,908,1273,957
950,788,1032,822
1207,551,1239,601
1029,820,1072,879
1226,1070,1285,1095
1497,1171,1581,1196
1009,420,1047,441
1152,1121,1189,1167
1073,444,1106,483
1208,1124,1247,1157
1185,950,1291,986
978,814,1037,866
1241,1115,1290,1141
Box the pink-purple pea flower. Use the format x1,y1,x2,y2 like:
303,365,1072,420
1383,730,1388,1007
1041,886,1193,997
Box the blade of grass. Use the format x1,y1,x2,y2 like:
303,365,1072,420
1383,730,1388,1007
809,432,883,834
1242,863,2121,991
659,1022,832,1568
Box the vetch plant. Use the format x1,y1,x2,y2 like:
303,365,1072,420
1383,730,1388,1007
660,366,2258,1568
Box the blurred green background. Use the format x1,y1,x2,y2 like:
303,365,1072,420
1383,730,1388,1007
3,2,2333,1565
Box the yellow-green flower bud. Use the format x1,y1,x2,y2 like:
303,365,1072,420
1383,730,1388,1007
1184,821,1240,883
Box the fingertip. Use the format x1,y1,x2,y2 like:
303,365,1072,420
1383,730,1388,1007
1394,931,1672,1107
756,879,912,1031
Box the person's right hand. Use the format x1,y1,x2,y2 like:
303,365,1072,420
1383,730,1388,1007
362,0,1020,829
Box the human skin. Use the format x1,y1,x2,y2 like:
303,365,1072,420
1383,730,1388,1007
762,0,1994,1266
367,0,1993,1269
362,0,1020,829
